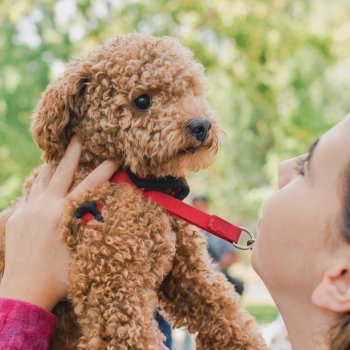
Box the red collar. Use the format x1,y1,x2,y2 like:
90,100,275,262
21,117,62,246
110,171,254,250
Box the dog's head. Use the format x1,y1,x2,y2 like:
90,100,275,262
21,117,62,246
32,33,222,177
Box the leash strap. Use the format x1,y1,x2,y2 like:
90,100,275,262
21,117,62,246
109,171,255,250
144,190,242,243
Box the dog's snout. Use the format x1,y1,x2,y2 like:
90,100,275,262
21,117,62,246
187,118,212,143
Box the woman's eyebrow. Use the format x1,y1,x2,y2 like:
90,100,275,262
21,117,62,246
306,137,320,169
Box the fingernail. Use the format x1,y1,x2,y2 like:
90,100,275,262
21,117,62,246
69,136,82,148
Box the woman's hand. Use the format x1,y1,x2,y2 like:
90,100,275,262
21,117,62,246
0,137,119,310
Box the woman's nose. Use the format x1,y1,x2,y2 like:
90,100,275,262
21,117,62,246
277,158,299,189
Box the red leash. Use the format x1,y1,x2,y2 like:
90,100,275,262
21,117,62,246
107,171,255,250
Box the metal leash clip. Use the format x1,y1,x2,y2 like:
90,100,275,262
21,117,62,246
232,227,256,250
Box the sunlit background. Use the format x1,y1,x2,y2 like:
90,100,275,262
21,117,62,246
1,0,350,348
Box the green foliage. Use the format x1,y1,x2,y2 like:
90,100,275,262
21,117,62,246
244,303,279,324
1,0,350,225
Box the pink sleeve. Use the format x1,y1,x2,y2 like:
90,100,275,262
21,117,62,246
0,298,56,350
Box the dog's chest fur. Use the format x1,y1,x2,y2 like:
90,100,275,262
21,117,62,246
47,170,179,348
67,170,178,288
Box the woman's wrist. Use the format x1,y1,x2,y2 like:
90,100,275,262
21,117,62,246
0,275,57,311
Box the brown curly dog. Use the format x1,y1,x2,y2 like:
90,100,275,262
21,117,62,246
0,33,267,350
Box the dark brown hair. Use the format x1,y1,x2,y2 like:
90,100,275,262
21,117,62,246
330,164,350,350
330,313,350,350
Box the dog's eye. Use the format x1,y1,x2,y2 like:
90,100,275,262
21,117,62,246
134,94,152,110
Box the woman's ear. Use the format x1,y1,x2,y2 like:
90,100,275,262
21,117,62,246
31,66,90,163
312,264,350,313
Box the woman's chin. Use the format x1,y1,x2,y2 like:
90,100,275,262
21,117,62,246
250,239,259,270
250,219,265,276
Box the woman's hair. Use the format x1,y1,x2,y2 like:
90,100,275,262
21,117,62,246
330,164,350,349
330,313,350,350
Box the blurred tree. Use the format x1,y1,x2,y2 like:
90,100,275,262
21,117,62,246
1,0,350,224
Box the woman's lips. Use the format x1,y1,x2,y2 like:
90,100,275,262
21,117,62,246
255,218,262,236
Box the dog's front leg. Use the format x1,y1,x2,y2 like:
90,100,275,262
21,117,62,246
159,219,267,350
68,225,165,350
63,189,175,350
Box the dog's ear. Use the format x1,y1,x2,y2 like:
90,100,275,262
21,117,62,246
31,66,90,163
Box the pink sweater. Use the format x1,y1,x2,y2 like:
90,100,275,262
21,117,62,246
0,298,169,349
0,298,56,349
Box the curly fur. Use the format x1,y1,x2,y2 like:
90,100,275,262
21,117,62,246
0,33,267,349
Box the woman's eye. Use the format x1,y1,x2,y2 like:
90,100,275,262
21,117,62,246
134,94,152,110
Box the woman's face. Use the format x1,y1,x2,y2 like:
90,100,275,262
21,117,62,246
251,115,350,301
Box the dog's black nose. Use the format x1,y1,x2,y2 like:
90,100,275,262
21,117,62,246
187,118,212,143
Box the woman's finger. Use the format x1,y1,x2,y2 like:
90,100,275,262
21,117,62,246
48,136,82,197
68,160,120,201
28,164,54,201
